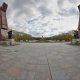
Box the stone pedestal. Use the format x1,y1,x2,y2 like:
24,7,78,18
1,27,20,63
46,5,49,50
20,40,23,43
8,39,15,45
0,39,15,45
62,40,65,42
0,41,10,45
72,39,80,44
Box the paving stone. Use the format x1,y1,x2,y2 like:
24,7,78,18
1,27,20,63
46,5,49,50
56,58,68,63
1,54,9,57
71,74,80,80
60,62,73,69
16,70,28,80
37,59,48,65
25,64,37,71
0,43,80,80
69,59,79,64
1,55,14,62
0,63,11,70
76,63,80,68
35,72,52,80
27,71,35,80
13,62,26,69
49,61,63,71
51,70,70,80
28,59,37,64
0,71,15,80
16,70,35,80
65,66,80,78
36,64,49,72
65,57,74,60
6,66,22,78
53,55,63,59
1,57,10,62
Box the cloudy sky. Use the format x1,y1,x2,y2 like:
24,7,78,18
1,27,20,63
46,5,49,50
0,0,80,37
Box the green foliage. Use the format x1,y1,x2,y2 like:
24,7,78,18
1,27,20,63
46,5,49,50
51,33,73,41
12,30,74,42
12,30,34,41
34,37,41,40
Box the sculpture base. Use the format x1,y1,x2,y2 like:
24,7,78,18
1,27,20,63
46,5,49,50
0,41,10,45
0,39,16,45
8,39,16,45
71,39,80,44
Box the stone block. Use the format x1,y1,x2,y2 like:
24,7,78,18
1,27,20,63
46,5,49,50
8,39,15,45
72,39,80,44
0,41,10,45
20,40,23,43
71,39,77,44
62,40,65,42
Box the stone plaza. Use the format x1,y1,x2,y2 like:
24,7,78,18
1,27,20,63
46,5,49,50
0,43,80,80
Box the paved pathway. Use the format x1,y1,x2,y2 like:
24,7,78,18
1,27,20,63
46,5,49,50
0,43,80,80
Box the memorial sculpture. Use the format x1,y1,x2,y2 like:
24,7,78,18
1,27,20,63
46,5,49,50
8,30,12,39
71,5,80,44
73,5,80,39
78,5,80,39
0,2,8,41
74,30,79,39
0,2,15,45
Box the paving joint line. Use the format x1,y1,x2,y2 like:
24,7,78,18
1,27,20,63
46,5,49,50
43,43,53,80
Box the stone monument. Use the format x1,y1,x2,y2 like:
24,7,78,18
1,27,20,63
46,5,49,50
0,2,8,41
78,5,80,39
0,2,15,45
71,5,80,44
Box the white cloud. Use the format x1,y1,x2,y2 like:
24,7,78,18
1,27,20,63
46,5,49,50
0,0,80,37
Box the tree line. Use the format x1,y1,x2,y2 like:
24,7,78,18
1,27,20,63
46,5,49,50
12,30,74,42
44,33,73,41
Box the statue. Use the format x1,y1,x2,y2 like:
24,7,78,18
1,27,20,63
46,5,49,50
8,30,12,39
0,2,8,41
78,5,80,39
74,30,79,39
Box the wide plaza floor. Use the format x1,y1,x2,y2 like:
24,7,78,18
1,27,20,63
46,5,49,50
0,43,80,80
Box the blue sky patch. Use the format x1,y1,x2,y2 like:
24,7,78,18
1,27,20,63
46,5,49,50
27,18,39,24
53,18,63,21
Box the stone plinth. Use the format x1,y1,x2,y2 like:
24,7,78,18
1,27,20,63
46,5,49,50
0,3,8,41
0,39,16,45
0,41,10,45
72,39,80,44
62,40,65,42
8,39,15,45
20,40,23,43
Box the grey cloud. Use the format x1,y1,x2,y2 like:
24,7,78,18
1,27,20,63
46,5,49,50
0,0,52,21
38,5,52,17
58,7,78,16
57,0,64,8
51,28,58,32
10,0,51,18
42,22,49,26
68,0,79,4
69,7,78,15
12,0,36,18
57,0,79,16
58,9,69,16
28,30,46,37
